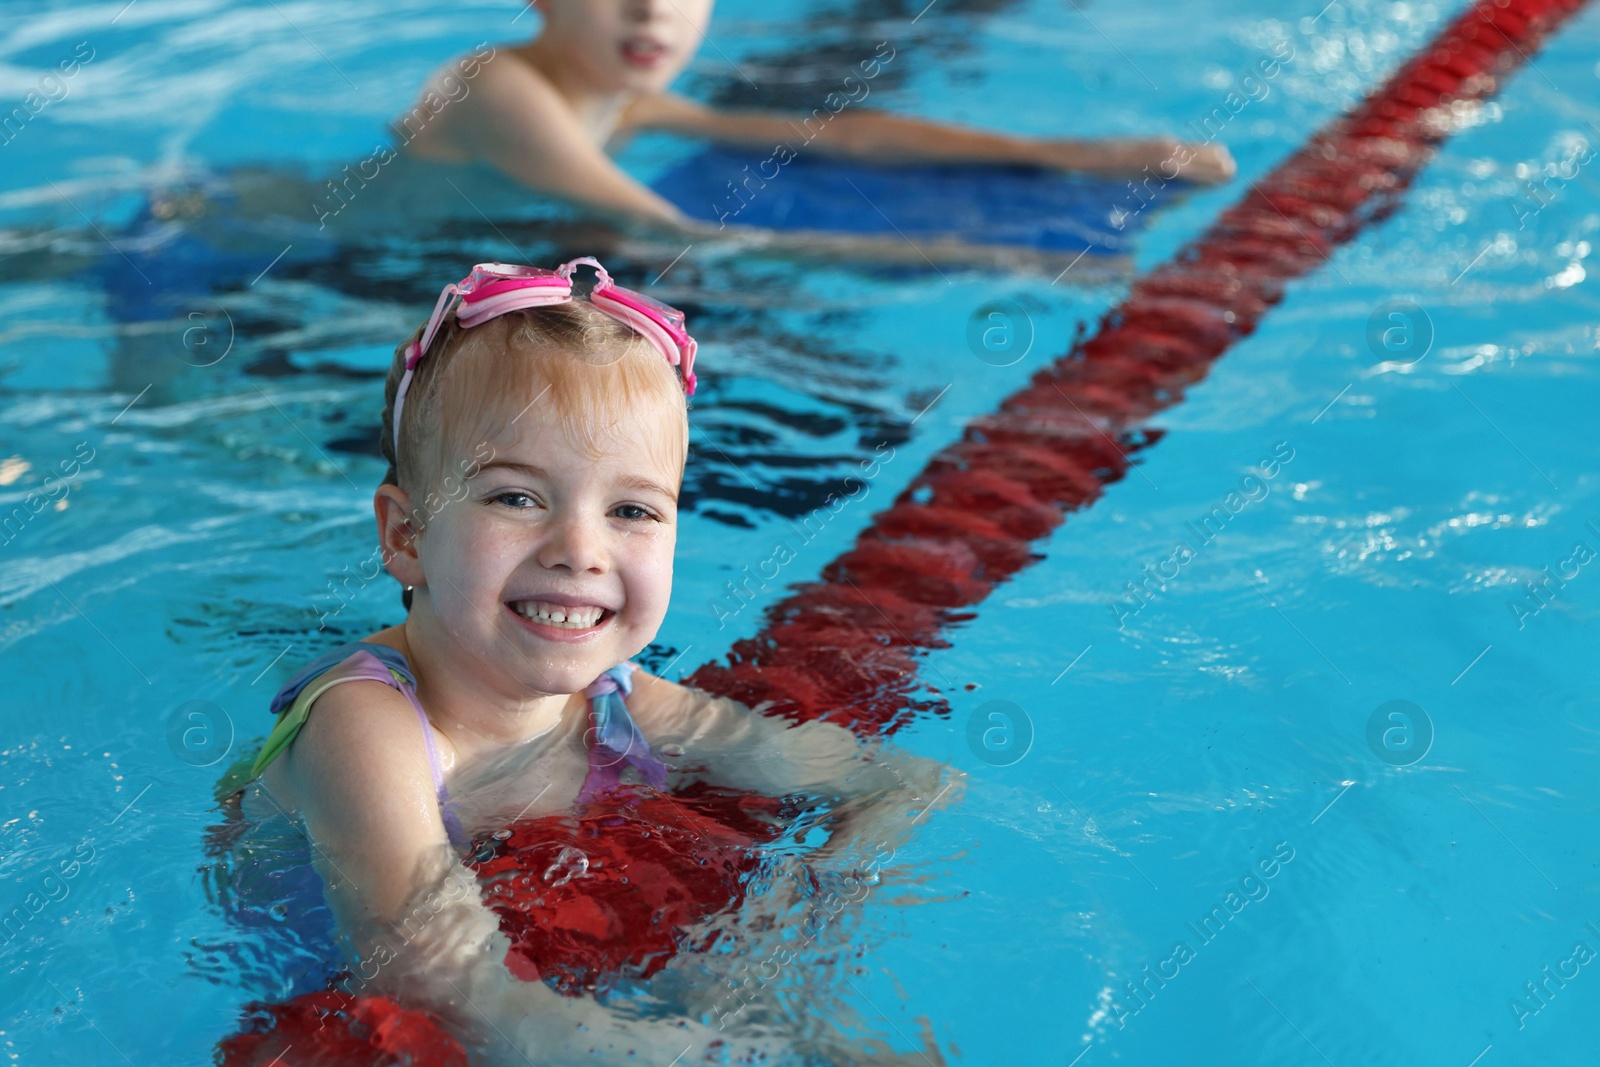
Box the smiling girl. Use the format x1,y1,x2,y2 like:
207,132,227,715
232,257,956,1064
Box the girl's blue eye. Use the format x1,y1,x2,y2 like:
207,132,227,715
490,493,658,520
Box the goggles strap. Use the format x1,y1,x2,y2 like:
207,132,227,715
393,279,463,458
556,255,612,288
392,358,418,459
414,284,463,367
590,293,681,375
393,257,695,470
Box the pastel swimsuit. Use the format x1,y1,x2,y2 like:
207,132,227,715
228,639,789,1001
245,639,669,850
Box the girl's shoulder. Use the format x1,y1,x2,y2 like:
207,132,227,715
247,639,448,820
618,664,754,747
246,637,419,780
613,661,673,717
269,637,411,718
391,44,528,159
415,44,558,114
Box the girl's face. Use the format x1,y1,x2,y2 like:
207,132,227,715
412,404,681,699
538,0,711,94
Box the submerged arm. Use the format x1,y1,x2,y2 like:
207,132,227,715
277,680,792,1065
630,670,965,863
624,92,1236,183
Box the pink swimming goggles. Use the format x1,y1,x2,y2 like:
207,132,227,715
392,256,698,454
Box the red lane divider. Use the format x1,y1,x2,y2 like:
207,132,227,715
686,0,1593,737
215,2,1589,1062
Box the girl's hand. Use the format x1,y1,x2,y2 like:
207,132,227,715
807,756,965,869
1153,139,1236,183
1040,137,1237,184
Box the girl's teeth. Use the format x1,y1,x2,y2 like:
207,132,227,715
515,601,605,629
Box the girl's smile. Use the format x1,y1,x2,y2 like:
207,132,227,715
618,35,670,71
505,593,617,643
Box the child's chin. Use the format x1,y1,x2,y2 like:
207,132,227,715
612,61,679,92
534,651,617,688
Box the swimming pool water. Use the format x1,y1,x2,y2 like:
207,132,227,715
2,0,1599,1063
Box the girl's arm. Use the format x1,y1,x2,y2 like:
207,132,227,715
276,679,791,1065
629,669,963,860
622,92,1236,183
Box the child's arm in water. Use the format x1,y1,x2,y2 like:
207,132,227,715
628,669,966,863
271,676,795,1066
621,92,1236,184
400,48,1231,234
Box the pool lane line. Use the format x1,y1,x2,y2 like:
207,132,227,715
683,0,1595,736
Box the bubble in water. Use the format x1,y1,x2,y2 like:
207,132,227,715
543,846,590,888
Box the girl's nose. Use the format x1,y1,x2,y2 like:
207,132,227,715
628,0,666,25
537,512,608,575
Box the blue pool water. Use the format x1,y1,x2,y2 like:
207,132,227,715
2,0,1599,1064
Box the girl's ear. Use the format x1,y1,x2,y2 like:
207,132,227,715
375,484,426,590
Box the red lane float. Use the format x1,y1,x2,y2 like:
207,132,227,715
216,2,1590,1061
215,787,791,1066
686,0,1593,736
477,785,789,995
214,991,467,1066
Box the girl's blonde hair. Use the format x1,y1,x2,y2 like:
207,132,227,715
379,300,691,501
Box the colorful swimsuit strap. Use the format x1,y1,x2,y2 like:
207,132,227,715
390,674,470,851
254,640,468,850
256,643,671,837
577,661,670,805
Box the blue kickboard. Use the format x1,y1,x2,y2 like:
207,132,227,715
651,144,1183,255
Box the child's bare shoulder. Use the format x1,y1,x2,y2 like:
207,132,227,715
623,665,697,725
625,667,811,746
272,679,440,815
461,44,558,99
624,666,751,743
396,45,560,157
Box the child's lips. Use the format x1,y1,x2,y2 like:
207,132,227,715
506,601,615,643
619,38,667,69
